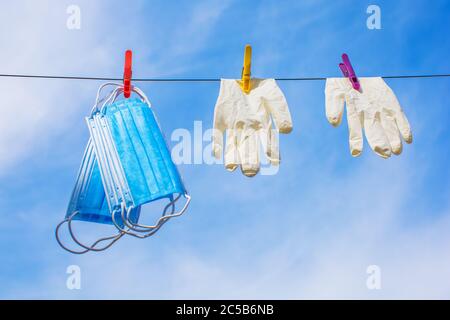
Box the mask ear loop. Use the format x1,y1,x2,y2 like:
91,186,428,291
99,87,124,114
91,83,122,115
108,185,177,237
99,85,148,114
55,211,125,254
121,195,177,233
121,194,191,236
110,202,171,238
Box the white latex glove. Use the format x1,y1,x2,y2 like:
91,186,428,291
213,79,292,177
325,77,412,158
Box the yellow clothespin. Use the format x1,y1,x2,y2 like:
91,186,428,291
240,44,252,93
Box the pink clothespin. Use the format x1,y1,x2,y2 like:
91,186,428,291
123,50,132,98
339,53,360,90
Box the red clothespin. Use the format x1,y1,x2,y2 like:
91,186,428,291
339,53,360,91
123,50,132,98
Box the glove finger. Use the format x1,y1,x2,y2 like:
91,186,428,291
260,128,280,165
381,111,403,155
212,80,231,159
364,110,392,159
325,78,346,127
212,128,224,159
224,129,239,171
395,109,413,144
238,130,260,177
262,79,293,134
346,100,364,157
383,85,413,144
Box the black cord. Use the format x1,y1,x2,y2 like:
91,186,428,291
0,73,449,81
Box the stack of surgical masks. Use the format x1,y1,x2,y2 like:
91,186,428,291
56,83,190,254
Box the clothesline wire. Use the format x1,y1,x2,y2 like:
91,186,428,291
0,73,449,82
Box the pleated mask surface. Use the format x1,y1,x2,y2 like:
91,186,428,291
87,98,186,208
65,139,140,227
86,86,190,235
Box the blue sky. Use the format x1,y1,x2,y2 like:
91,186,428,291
0,0,449,299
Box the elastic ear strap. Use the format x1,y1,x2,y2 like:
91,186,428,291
110,203,164,238
55,211,124,254
91,83,122,114
93,83,151,113
121,195,179,233
100,87,123,113
132,86,151,106
97,85,150,115
116,198,178,239
125,193,191,237
66,211,124,252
